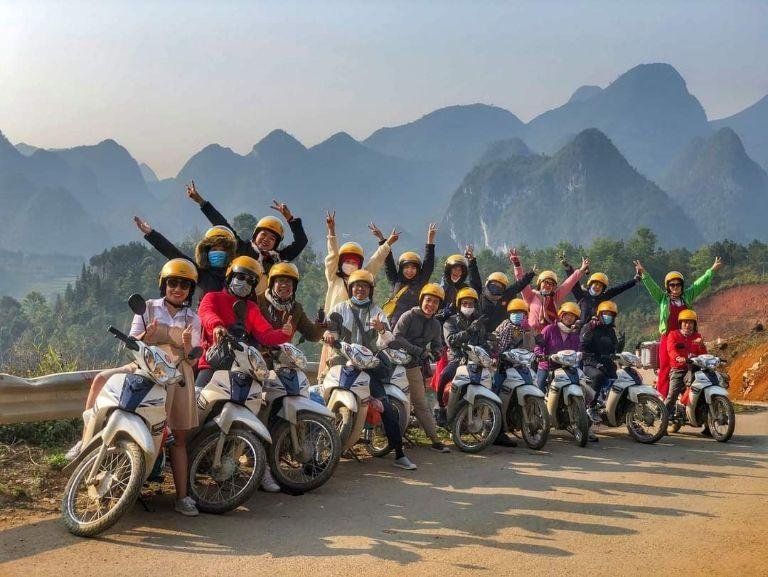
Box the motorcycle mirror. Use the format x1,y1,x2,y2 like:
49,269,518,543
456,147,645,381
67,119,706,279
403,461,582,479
128,293,147,316
233,299,248,322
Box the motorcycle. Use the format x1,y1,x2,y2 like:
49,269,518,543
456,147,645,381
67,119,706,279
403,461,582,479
445,344,503,453
61,295,193,537
668,354,735,442
588,352,668,443
188,300,272,513
361,348,412,457
544,350,590,447
259,343,341,494
318,342,377,453
497,349,550,450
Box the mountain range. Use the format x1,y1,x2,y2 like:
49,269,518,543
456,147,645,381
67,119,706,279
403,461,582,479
3,62,768,258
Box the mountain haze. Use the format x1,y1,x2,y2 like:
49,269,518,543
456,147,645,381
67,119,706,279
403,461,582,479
712,94,768,172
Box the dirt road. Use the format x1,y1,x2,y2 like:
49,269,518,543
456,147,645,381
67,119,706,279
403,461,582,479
2,411,767,577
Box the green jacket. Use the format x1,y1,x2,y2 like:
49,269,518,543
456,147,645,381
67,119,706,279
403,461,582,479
641,268,714,335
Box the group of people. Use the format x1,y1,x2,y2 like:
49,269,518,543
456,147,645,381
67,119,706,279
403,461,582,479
68,182,724,516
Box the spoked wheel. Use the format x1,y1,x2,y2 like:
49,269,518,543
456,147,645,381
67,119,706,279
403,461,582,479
451,399,502,453
268,413,341,494
566,396,589,447
333,406,356,450
626,394,668,444
521,396,550,450
707,396,735,442
362,398,407,457
61,440,145,537
188,428,265,514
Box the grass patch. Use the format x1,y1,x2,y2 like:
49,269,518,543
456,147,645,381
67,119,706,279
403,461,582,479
0,419,82,449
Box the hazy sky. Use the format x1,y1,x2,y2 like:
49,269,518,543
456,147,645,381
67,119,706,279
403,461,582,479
1,0,766,178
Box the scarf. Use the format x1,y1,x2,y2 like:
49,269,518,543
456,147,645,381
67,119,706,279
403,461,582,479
264,289,294,324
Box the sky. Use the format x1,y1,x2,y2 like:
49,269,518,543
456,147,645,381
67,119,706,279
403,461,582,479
1,0,767,178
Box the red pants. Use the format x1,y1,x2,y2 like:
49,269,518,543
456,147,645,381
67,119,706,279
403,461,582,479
656,332,671,398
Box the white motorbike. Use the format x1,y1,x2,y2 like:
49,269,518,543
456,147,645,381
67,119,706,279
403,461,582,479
259,343,341,494
668,354,735,442
61,295,192,537
361,348,412,457
188,300,272,513
445,344,503,453
588,352,668,443
497,349,550,450
319,342,377,453
544,350,590,447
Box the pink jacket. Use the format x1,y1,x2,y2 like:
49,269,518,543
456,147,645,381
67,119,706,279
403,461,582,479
514,264,582,333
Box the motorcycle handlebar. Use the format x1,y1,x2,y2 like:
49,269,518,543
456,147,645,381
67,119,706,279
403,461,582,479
108,326,140,351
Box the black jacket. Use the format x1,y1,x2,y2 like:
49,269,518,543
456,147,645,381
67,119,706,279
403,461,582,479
437,258,482,322
383,243,435,326
477,271,536,332
579,320,625,370
391,307,442,368
443,311,488,362
564,263,639,324
200,201,308,274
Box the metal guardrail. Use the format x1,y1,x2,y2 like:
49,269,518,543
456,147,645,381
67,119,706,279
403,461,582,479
0,363,320,425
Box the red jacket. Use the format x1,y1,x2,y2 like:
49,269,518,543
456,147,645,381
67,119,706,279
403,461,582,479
198,289,289,370
667,329,707,370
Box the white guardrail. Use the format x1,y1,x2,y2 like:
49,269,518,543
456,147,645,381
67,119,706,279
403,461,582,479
0,363,321,425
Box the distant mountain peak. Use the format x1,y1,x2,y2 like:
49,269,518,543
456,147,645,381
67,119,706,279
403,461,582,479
610,62,689,96
559,128,621,158
568,85,602,103
312,132,365,154
477,138,533,165
139,162,158,182
0,130,22,160
251,129,306,161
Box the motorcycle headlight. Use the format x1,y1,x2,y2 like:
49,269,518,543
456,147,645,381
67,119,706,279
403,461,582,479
383,348,411,366
143,347,182,385
247,347,270,381
619,352,642,368
279,343,307,370
505,349,534,366
469,346,494,369
554,350,581,367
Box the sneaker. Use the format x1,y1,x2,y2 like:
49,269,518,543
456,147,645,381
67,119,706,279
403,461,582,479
65,440,82,461
493,433,518,447
588,431,599,442
261,468,281,493
393,456,418,470
587,406,601,423
174,496,199,517
430,441,451,453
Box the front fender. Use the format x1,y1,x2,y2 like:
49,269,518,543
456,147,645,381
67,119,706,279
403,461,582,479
278,396,335,424
465,384,502,406
384,384,410,407
627,385,663,403
214,402,272,444
703,386,730,404
103,410,155,463
562,384,585,403
514,384,545,405
328,388,358,413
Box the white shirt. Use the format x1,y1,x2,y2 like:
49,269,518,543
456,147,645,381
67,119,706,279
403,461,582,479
129,298,201,347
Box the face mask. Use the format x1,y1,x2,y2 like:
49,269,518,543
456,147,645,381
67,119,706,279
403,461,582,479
509,312,525,325
229,278,252,298
460,306,475,317
341,262,359,276
350,296,370,306
601,314,615,326
487,284,504,297
557,321,574,333
208,250,227,268
589,286,600,296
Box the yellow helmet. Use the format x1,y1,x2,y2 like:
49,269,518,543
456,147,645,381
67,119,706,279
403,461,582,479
506,298,529,313
558,302,580,318
253,216,284,243
445,254,469,269
419,283,445,303
226,255,263,280
398,251,422,269
678,309,698,324
588,272,609,287
347,269,375,288
537,270,558,287
487,272,509,289
267,262,300,286
158,258,198,287
455,287,479,306
596,300,618,316
339,242,365,261
204,225,236,244
664,271,684,287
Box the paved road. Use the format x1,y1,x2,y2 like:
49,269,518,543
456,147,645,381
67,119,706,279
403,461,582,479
2,411,767,577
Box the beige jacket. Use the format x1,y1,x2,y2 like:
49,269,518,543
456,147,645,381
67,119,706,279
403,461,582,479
323,234,391,313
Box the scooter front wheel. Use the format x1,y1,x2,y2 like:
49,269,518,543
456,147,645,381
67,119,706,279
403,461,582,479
188,428,266,514
61,440,145,537
625,394,668,444
451,399,502,453
362,397,407,458
567,396,589,447
334,406,356,449
521,396,550,450
707,396,735,442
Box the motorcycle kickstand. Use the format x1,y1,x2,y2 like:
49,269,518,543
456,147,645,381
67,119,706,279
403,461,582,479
343,448,362,462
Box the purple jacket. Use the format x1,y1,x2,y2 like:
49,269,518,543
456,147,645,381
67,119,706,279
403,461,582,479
534,323,580,372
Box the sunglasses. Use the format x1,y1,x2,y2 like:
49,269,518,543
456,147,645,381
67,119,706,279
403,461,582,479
233,272,256,283
668,282,683,288
166,278,192,290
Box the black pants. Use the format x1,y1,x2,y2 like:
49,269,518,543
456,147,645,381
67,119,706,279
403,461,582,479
583,363,616,407
194,368,215,391
666,369,688,412
367,352,403,455
436,359,461,408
